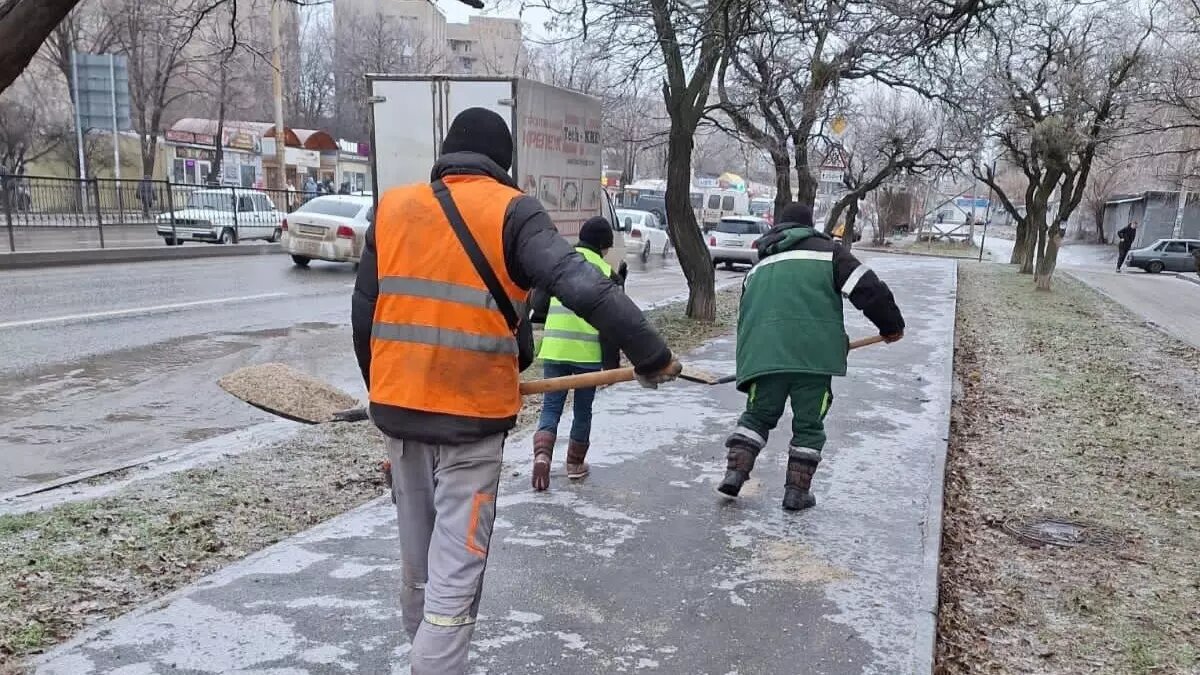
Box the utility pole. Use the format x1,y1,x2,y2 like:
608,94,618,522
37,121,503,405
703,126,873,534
271,0,287,190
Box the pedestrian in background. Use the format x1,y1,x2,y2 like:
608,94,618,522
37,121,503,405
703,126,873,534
530,216,624,490
352,107,681,674
303,175,317,202
1116,220,1138,272
719,203,904,511
137,175,155,218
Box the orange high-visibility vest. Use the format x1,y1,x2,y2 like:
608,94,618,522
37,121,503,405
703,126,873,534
370,175,528,420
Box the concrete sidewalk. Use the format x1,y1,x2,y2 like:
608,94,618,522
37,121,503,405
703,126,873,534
34,256,957,675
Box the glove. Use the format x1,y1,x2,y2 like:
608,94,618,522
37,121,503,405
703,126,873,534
882,331,904,344
636,359,683,389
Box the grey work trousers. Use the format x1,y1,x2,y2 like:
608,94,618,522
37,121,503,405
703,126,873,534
386,433,504,675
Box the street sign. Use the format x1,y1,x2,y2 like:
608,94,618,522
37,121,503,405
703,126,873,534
72,53,131,131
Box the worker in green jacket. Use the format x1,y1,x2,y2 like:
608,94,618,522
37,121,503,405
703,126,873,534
719,203,905,511
530,217,625,491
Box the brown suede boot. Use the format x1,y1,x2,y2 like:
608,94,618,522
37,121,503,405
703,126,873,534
782,447,820,511
531,431,555,491
565,440,590,480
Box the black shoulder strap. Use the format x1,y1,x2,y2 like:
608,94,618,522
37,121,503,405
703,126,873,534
431,179,520,331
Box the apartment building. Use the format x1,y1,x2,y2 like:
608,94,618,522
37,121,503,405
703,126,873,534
335,0,524,75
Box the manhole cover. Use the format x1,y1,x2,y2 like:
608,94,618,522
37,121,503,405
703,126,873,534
1002,516,1122,549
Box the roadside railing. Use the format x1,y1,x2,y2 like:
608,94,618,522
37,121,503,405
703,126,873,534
1,175,306,253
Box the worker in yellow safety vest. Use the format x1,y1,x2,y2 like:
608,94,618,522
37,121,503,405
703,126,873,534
531,216,624,490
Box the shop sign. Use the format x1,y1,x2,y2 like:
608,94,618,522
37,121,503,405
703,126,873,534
176,146,215,161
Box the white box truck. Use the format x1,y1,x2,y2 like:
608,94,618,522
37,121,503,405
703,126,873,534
366,75,625,265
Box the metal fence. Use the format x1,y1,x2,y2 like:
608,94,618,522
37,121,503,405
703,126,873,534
1,175,307,252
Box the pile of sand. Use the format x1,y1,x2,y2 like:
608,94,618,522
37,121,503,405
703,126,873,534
219,363,359,424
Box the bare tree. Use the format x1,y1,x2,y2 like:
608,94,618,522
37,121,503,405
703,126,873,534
1078,158,1128,243
824,93,962,251
717,0,991,221
290,7,334,130
0,92,70,173
533,0,742,320
103,0,207,176
334,8,446,143
964,0,1157,289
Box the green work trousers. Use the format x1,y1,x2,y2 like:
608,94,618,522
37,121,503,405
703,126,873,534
737,373,834,451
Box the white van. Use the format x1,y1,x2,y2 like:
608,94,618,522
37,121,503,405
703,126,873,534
698,189,750,229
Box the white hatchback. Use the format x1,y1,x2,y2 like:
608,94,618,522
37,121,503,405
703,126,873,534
281,195,374,267
616,208,671,260
707,216,771,269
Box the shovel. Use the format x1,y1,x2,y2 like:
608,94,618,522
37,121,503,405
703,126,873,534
219,361,722,425
220,336,888,425
524,334,889,391
705,334,888,385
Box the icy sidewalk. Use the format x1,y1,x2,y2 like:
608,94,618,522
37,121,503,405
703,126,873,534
35,256,957,675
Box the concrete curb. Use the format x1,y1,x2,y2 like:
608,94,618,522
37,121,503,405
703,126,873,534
913,260,958,675
1167,271,1200,286
856,246,988,262
0,243,282,270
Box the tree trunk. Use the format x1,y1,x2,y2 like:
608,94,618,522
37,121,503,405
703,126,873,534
1094,209,1106,244
1010,218,1028,266
0,0,83,95
843,200,859,253
1035,227,1063,290
210,62,230,186
771,151,791,222
794,162,817,208
1019,227,1036,274
664,125,715,321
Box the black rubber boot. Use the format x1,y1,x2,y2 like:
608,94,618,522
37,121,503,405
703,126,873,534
717,434,762,498
782,447,820,512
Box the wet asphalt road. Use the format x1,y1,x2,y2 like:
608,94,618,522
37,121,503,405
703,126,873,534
0,252,741,495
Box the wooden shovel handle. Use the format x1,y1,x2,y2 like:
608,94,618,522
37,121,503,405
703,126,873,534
520,335,888,396
850,334,887,350
519,367,636,395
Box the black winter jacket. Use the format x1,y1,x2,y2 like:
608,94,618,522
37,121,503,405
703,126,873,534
529,246,627,371
1116,225,1137,249
351,152,672,444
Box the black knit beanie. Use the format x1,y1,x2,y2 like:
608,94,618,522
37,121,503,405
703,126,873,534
779,202,814,228
578,216,614,251
441,107,514,171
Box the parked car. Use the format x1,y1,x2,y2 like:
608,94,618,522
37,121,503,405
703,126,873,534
281,194,374,267
156,188,283,245
708,216,771,269
616,208,671,261
1124,238,1200,273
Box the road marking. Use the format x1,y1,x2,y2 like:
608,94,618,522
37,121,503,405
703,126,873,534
0,293,289,330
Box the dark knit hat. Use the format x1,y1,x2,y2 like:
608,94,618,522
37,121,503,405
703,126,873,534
779,202,814,228
441,107,514,171
578,216,614,251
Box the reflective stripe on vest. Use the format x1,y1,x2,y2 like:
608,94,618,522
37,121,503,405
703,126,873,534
369,176,529,420
538,247,611,364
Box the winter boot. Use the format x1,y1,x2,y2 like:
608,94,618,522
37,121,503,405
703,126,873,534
717,431,764,498
531,431,555,491
782,447,820,511
565,440,590,480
